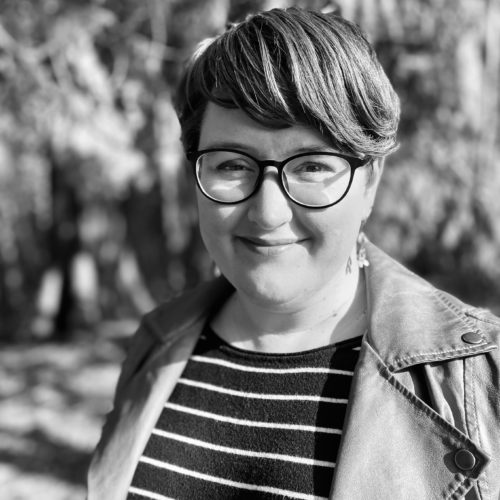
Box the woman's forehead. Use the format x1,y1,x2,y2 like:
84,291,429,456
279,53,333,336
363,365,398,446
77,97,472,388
199,103,334,156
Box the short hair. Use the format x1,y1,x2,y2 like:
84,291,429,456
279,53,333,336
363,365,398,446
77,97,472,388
175,7,400,159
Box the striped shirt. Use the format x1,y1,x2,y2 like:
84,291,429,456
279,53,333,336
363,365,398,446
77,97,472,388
127,326,362,500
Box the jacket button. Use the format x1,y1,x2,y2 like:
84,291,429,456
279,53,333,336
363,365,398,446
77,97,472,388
461,332,483,344
454,449,476,471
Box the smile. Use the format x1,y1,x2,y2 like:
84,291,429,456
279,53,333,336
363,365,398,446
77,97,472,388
236,236,305,256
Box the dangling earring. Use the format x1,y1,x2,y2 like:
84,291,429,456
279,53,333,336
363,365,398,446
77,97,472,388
211,261,221,278
357,231,369,269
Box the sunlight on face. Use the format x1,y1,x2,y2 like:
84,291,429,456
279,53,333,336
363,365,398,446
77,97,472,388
196,103,381,309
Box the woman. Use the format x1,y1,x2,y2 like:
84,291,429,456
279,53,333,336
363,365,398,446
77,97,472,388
88,8,500,500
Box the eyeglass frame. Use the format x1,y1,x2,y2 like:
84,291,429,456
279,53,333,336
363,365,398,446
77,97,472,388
186,148,371,209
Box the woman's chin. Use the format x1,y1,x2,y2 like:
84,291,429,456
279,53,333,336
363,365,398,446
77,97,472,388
230,271,307,309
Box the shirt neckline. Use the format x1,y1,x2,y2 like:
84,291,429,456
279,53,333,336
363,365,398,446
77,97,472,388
202,324,363,360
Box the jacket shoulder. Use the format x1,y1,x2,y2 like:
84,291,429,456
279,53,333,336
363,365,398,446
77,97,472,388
461,300,500,337
140,276,233,344
112,276,233,403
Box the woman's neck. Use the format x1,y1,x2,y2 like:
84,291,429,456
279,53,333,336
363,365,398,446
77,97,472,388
211,257,367,354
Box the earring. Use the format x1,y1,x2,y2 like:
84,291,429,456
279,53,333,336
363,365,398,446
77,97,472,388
211,261,221,278
357,231,369,269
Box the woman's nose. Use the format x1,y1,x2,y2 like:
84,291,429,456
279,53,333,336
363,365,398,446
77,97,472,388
247,167,293,229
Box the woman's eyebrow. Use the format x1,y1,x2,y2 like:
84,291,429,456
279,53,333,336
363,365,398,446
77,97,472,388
292,145,338,154
199,140,251,151
199,142,338,156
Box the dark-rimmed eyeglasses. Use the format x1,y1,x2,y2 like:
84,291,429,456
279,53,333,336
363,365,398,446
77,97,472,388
187,148,370,209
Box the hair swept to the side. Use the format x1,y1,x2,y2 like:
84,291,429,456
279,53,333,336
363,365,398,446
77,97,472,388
175,7,400,159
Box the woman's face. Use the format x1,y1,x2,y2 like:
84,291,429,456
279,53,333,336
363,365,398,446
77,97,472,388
196,103,382,309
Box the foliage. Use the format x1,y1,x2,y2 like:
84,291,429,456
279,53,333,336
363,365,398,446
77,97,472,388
1,0,499,340
356,0,500,306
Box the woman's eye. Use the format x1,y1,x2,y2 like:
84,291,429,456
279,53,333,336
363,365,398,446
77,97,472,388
214,160,254,172
300,163,332,173
294,163,336,174
286,161,344,184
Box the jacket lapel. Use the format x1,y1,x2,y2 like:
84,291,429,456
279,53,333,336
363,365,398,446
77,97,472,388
330,243,496,499
330,341,492,499
88,278,233,500
88,322,202,500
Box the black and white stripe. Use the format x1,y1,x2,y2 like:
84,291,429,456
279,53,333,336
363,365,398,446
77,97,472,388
128,327,361,500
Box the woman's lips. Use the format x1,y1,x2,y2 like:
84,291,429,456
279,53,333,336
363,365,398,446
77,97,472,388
236,236,305,255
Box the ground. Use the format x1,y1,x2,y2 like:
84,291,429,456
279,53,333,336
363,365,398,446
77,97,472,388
0,321,136,500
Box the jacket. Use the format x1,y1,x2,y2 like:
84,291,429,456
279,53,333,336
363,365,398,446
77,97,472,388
88,242,500,499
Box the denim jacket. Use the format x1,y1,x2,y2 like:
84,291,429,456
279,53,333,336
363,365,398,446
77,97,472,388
88,242,500,499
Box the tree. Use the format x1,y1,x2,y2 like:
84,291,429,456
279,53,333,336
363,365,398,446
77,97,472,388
1,0,499,341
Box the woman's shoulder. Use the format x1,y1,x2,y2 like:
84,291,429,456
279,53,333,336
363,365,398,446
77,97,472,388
365,241,500,359
138,275,234,344
112,276,233,395
366,241,500,322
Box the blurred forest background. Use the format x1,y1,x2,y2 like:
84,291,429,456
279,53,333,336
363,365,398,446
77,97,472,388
2,0,500,341
0,0,499,498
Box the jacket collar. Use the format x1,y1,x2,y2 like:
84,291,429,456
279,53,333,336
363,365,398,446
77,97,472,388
143,276,233,345
364,241,497,372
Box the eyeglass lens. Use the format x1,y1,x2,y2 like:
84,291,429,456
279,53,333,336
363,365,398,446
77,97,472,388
196,151,352,208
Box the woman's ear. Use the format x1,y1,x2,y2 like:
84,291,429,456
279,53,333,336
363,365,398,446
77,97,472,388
363,157,385,220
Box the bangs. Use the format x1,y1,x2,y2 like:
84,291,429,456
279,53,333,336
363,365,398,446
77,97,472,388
184,25,303,130
176,8,400,157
